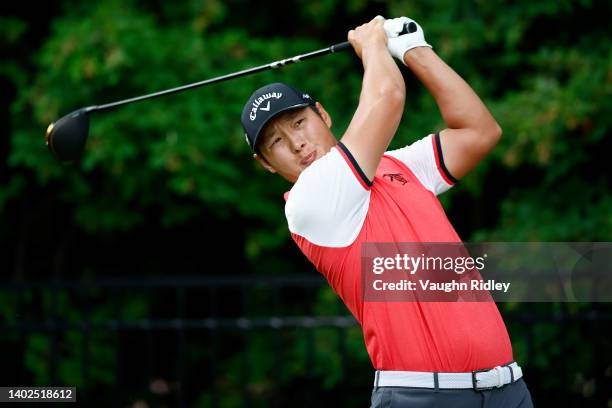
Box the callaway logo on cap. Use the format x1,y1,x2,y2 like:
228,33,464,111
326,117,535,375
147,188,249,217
241,82,315,151
249,92,283,120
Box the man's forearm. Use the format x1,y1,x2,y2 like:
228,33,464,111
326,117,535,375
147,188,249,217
403,47,498,132
342,18,406,181
361,44,405,103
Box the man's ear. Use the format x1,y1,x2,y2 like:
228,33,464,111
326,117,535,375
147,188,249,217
254,153,277,174
315,102,332,128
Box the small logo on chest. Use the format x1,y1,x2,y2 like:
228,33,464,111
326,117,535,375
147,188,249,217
383,173,408,185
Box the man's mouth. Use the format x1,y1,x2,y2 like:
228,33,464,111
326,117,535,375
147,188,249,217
300,150,317,166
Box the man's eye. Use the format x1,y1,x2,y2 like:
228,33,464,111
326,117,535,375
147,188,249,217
295,119,304,127
271,137,282,146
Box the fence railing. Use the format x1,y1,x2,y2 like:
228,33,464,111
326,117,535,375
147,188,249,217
1,276,611,407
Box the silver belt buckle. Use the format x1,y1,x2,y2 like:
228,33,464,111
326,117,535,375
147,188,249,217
472,365,506,391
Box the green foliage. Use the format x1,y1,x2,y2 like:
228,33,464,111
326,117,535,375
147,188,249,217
8,0,359,254
2,0,611,404
6,0,609,246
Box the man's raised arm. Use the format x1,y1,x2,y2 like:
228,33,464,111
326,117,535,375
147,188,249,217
341,17,406,182
396,22,502,180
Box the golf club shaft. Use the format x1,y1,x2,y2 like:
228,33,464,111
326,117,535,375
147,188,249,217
85,41,352,114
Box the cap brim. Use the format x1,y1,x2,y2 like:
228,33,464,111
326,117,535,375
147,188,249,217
251,102,313,151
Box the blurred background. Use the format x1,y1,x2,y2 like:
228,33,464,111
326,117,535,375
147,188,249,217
1,0,611,406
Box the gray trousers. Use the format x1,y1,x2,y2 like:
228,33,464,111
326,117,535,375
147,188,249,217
370,378,534,408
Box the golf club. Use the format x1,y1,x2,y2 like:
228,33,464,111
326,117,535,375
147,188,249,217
45,22,417,163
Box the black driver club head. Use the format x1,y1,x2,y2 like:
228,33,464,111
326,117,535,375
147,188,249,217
45,108,90,163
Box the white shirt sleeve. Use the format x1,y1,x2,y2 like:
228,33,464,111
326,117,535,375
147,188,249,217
385,132,456,195
285,145,370,248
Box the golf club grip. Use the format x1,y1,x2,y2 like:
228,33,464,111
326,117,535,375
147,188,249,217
400,21,418,35
330,22,416,53
330,42,352,53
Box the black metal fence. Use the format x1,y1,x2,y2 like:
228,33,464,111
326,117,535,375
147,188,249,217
1,276,611,407
0,276,366,407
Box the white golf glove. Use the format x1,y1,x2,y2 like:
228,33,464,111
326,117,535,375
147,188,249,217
377,16,432,64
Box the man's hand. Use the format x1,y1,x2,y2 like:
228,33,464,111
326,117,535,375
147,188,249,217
383,16,432,64
347,17,387,60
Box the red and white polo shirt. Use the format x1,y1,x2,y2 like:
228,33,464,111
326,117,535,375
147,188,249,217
284,132,513,372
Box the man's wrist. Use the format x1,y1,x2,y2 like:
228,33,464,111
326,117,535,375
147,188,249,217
362,41,391,60
362,37,388,52
402,46,435,67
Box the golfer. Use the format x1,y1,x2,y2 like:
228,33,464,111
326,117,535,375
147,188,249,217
241,16,533,407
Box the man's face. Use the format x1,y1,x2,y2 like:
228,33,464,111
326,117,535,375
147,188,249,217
255,102,336,182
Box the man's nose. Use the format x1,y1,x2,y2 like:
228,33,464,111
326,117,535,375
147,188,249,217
287,133,306,153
